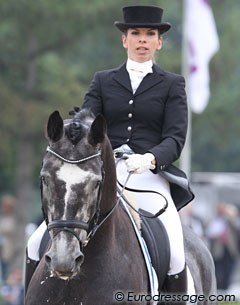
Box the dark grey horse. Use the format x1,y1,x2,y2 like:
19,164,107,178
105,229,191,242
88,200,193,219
25,110,217,305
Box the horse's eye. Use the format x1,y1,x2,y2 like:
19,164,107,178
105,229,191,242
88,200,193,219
41,176,47,186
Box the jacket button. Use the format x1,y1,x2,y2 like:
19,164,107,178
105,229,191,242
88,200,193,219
129,100,133,105
128,113,133,118
127,126,132,131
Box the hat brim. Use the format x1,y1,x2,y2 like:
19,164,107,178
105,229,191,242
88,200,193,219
114,21,171,34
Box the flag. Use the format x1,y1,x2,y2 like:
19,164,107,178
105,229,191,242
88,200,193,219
184,0,219,113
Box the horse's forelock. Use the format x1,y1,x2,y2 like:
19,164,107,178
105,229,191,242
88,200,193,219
65,110,95,145
65,121,84,145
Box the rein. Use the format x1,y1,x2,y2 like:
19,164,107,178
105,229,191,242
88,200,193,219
117,180,168,218
115,156,168,219
76,167,134,246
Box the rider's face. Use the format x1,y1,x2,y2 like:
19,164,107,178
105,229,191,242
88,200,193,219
122,28,162,62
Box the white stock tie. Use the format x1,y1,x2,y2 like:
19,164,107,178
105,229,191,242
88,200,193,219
127,59,153,94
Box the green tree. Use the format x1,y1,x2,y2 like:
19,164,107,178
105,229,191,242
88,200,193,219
0,0,126,268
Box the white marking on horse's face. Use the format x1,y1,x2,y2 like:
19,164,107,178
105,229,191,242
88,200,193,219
57,163,86,204
56,163,101,220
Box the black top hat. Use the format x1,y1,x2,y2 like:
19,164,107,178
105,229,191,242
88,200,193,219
114,5,171,34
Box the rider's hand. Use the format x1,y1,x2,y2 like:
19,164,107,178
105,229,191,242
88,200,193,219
125,153,156,174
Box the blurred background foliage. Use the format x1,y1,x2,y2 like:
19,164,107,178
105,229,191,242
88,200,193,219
0,0,239,222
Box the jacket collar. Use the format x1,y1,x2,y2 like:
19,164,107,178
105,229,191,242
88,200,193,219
113,63,165,95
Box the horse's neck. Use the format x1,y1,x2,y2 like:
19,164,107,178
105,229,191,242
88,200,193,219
100,174,117,214
100,145,117,213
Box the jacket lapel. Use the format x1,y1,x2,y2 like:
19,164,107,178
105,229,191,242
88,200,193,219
135,64,165,96
113,63,132,93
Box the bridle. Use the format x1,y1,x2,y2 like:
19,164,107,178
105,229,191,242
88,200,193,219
44,146,110,247
43,146,168,248
46,146,101,164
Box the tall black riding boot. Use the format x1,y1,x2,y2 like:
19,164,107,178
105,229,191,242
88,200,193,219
163,266,187,305
24,252,38,296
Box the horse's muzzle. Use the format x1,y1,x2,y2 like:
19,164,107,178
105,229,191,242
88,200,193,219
45,249,84,280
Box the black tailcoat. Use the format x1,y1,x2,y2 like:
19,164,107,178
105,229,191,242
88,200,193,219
82,63,194,209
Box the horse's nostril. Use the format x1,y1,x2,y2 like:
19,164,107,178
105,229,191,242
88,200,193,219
75,253,84,266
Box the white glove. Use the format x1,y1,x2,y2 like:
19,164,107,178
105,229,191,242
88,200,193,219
124,153,156,174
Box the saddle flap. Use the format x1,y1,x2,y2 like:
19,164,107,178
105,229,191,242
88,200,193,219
140,209,170,289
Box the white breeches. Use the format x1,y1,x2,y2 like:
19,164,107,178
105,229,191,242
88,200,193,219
117,159,185,275
27,160,185,275
27,221,46,261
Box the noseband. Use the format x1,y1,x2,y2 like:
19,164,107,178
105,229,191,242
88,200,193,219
45,146,104,247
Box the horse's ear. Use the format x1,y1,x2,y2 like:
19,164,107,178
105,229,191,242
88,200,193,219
89,114,107,145
47,111,64,142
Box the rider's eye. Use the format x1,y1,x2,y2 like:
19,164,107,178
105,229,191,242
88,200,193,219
130,30,139,36
148,31,156,36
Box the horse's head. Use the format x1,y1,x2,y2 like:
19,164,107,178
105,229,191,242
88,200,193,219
40,109,115,279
